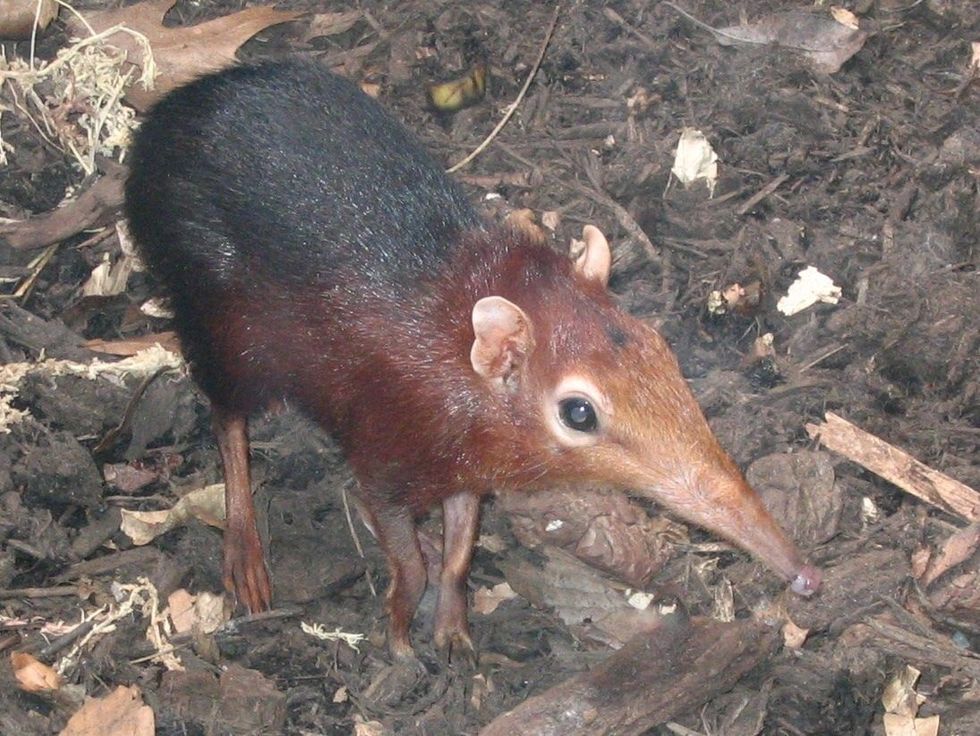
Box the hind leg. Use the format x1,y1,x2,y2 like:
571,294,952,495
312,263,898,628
359,502,427,660
212,405,272,612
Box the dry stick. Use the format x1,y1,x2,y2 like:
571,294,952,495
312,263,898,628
566,179,660,264
446,4,561,174
602,7,659,52
341,482,377,598
806,412,980,522
1,164,126,250
0,585,79,599
736,173,790,216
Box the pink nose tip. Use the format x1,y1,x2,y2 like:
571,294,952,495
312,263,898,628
790,565,821,597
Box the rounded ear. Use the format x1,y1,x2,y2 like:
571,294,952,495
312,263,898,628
471,296,533,386
573,225,611,286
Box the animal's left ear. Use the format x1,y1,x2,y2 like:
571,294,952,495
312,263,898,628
471,296,534,388
572,225,611,286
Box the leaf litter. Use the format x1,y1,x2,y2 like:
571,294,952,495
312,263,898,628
664,2,871,74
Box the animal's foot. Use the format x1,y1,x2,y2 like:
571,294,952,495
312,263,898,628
223,526,272,613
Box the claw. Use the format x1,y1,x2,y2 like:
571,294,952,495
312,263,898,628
223,525,272,613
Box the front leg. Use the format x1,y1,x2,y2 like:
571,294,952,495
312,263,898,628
433,491,481,661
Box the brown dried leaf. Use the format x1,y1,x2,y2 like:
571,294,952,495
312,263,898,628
0,0,57,40
60,685,154,736
745,450,842,548
782,619,809,649
498,546,663,648
715,11,870,74
667,3,871,75
67,0,301,111
499,487,678,587
473,582,517,615
11,651,62,692
301,11,363,43
121,483,225,545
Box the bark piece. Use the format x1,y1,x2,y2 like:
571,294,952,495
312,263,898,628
479,617,780,736
806,412,980,522
0,167,125,251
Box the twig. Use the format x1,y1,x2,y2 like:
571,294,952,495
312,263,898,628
341,482,377,598
806,412,980,522
602,8,659,53
10,242,59,301
736,173,790,216
37,619,97,659
0,585,79,599
565,179,660,264
446,4,561,173
5,539,47,560
800,344,846,372
92,364,174,455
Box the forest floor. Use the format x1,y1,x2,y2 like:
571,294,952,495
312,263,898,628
0,1,978,734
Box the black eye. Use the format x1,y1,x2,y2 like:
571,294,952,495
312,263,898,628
558,397,598,432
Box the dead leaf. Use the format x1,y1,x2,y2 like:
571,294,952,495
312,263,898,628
777,266,842,315
67,0,302,111
882,665,924,718
541,211,561,231
971,42,980,71
301,11,363,43
664,3,870,74
353,718,390,736
715,12,870,74
427,63,488,112
499,546,664,648
473,582,517,615
782,619,809,649
194,592,227,634
830,6,860,30
671,128,719,194
120,483,225,545
103,462,161,493
167,589,197,634
60,685,154,736
11,651,62,692
882,713,940,736
0,0,57,39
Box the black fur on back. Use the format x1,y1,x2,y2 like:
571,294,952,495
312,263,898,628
125,61,482,294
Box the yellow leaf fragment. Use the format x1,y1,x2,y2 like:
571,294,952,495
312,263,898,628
782,619,809,649
427,63,488,112
831,7,860,30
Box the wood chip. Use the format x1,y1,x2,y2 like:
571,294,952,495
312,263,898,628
806,412,980,522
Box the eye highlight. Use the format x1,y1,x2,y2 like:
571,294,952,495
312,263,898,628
558,397,598,433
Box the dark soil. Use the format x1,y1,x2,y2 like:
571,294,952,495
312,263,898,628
1,1,978,735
